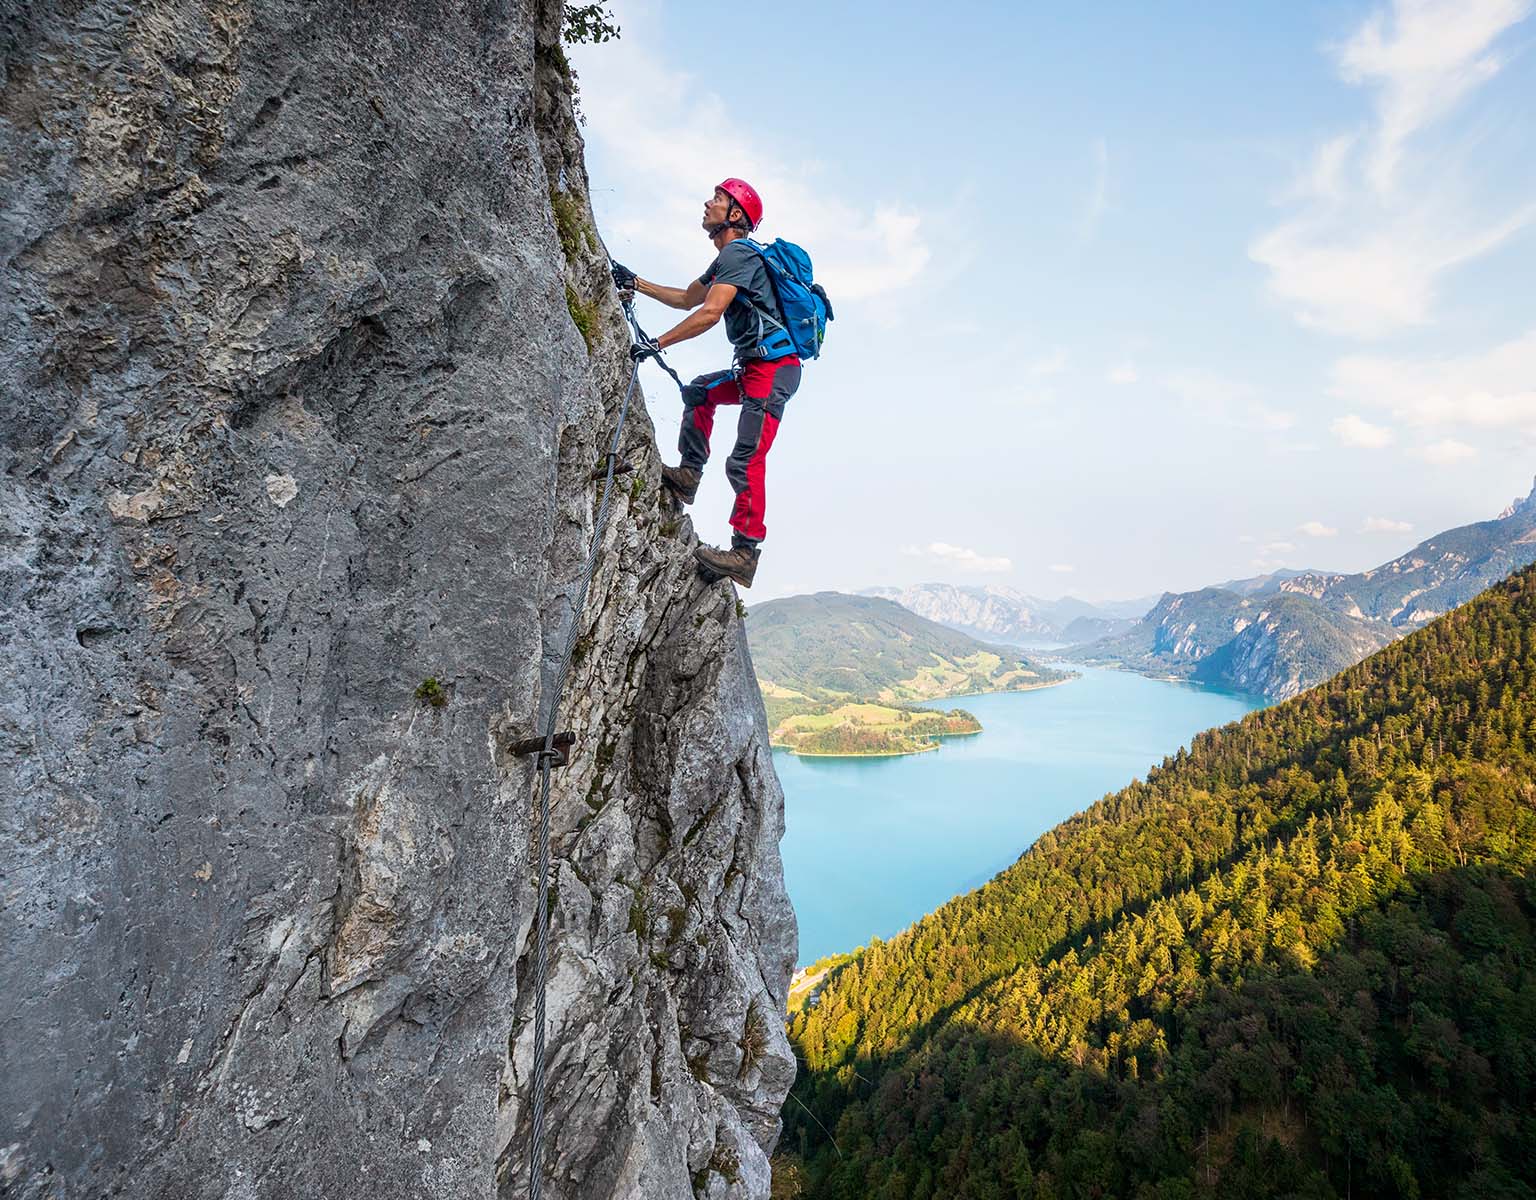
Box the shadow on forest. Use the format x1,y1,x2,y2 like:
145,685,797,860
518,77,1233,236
786,863,1536,1200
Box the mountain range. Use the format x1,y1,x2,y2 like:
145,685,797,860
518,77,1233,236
859,583,1146,645
1067,478,1536,698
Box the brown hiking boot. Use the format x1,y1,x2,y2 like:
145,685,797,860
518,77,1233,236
694,542,759,588
660,463,701,504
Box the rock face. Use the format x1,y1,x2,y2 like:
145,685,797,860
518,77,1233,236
1190,593,1397,701
1070,588,1395,701
0,4,795,1198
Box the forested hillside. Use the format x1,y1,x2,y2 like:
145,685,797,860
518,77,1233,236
783,565,1536,1199
750,593,1066,704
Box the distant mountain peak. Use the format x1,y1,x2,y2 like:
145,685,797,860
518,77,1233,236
1497,475,1536,520
859,582,1145,642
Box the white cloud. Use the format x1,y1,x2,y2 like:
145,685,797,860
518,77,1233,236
1163,370,1295,431
1249,0,1536,338
1250,539,1302,571
1336,0,1533,194
1331,329,1536,434
1251,213,1531,338
1253,407,1298,433
1029,348,1070,377
1362,515,1414,532
1331,413,1395,448
1165,370,1240,408
1049,563,1076,574
1079,138,1109,240
1107,364,1138,385
1409,438,1477,463
901,542,1013,574
1299,521,1339,537
570,13,932,304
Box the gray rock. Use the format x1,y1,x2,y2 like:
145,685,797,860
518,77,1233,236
0,3,796,1198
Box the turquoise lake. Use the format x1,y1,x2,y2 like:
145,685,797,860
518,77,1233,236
776,664,1267,963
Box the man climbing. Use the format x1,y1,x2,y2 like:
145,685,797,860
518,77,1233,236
612,178,801,589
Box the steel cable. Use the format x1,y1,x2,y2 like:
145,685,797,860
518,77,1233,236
527,300,679,1200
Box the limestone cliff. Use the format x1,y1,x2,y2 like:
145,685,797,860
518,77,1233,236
0,4,796,1198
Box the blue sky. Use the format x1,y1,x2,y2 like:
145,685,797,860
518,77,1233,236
572,0,1536,603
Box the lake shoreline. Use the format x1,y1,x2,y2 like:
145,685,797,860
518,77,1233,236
778,665,1267,963
770,676,1079,760
909,674,1076,704
775,743,940,759
773,725,984,759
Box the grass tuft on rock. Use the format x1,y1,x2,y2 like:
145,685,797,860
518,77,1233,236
566,283,598,352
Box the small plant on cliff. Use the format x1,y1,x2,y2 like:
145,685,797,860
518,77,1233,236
627,891,650,940
550,187,595,263
563,2,620,44
694,1142,741,1189
565,284,598,352
769,1154,806,1200
738,1004,767,1079
415,677,448,707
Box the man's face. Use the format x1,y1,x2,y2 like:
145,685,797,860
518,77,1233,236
701,187,733,231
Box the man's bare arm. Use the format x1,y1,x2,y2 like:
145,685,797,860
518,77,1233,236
657,283,736,349
636,276,708,310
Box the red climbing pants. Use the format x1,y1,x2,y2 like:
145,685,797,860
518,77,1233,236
678,355,802,545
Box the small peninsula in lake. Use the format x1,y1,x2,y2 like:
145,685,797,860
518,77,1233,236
747,591,1073,758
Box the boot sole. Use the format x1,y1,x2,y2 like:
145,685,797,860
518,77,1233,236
693,553,754,588
696,562,753,588
662,479,698,505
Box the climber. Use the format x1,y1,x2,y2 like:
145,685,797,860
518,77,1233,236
611,178,801,589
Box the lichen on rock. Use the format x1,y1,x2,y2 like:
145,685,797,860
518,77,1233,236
0,3,796,1198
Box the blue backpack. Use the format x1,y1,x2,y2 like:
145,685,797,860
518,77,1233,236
737,238,833,361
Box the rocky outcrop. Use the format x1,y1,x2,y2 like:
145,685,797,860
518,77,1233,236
0,4,794,1199
1070,588,1394,700
1190,593,1396,701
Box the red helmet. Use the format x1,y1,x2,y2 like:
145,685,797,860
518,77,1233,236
716,177,763,230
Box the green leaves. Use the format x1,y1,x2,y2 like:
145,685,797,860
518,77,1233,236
562,3,619,45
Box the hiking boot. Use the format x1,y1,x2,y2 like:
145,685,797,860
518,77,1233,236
694,542,759,588
661,463,702,504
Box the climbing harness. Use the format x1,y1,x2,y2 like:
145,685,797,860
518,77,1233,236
513,296,683,1200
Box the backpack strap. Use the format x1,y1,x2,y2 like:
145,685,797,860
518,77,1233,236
729,238,789,331
724,237,794,359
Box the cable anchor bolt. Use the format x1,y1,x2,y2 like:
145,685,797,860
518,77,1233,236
509,731,576,768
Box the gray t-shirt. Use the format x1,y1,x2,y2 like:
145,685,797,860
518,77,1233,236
698,239,781,357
